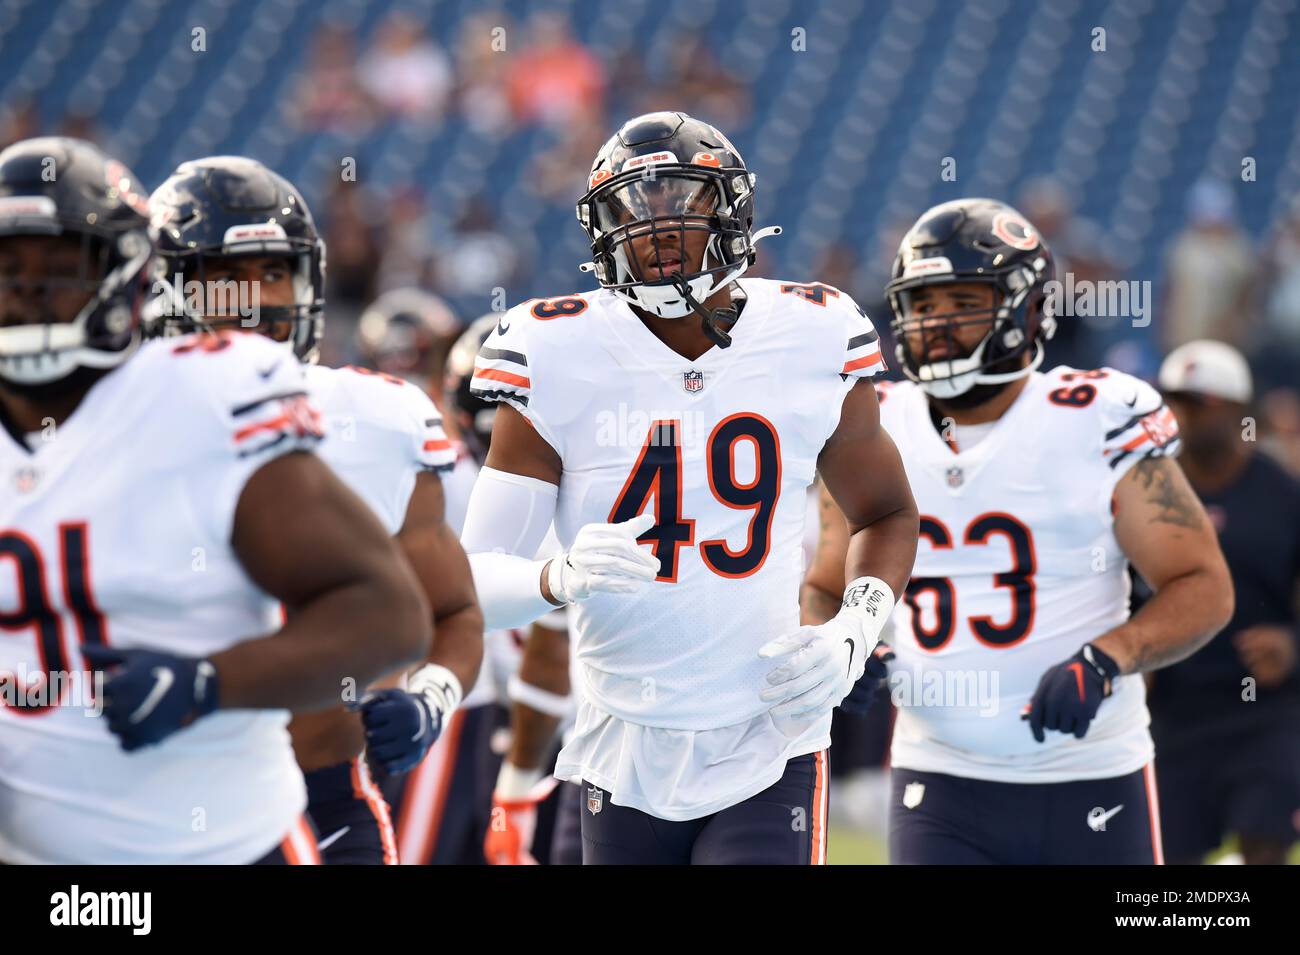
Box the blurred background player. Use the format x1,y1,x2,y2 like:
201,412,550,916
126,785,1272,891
391,314,570,864
807,198,1234,864
354,287,461,400
148,156,483,865
1147,340,1300,864
0,137,430,864
459,111,919,865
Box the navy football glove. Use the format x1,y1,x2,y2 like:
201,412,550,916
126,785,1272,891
358,664,462,775
838,642,895,716
1024,643,1120,742
82,645,219,752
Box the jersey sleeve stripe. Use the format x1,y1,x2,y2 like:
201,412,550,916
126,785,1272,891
230,389,309,417
423,438,452,452
468,385,529,408
1104,405,1162,441
472,366,531,389
479,345,528,367
842,352,885,374
847,330,880,349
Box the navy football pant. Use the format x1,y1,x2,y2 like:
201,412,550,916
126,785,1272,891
889,764,1163,864
304,757,398,865
580,750,829,865
252,815,321,865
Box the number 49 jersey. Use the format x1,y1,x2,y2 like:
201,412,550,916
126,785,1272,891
474,278,881,733
0,332,325,863
879,367,1181,783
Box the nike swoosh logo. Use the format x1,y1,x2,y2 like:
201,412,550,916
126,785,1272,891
496,318,510,335
317,826,351,851
128,667,175,724
257,362,281,380
1125,392,1138,407
1088,804,1124,830
844,638,856,677
1067,661,1086,701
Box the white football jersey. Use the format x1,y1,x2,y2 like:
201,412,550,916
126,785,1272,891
0,332,326,863
471,278,883,818
307,363,455,535
879,366,1181,783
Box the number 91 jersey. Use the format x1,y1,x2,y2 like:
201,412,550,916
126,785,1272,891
472,278,883,731
878,367,1181,783
0,332,323,863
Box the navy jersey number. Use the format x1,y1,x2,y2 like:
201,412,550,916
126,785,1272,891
609,414,781,581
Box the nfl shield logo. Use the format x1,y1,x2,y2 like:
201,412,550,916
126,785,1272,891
683,369,704,393
587,785,604,815
945,466,964,488
902,782,926,809
13,466,39,494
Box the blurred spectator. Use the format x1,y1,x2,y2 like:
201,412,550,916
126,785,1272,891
295,23,373,132
1260,388,1300,479
505,13,605,128
60,109,102,148
455,11,515,136
1254,195,1300,390
354,288,461,397
1149,340,1300,865
531,106,608,201
320,182,384,316
0,98,40,150
377,186,436,291
634,39,749,132
432,196,530,310
359,14,453,125
1018,178,1118,370
1163,179,1254,350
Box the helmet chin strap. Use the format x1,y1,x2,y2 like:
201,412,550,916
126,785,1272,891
907,321,1046,400
579,226,783,334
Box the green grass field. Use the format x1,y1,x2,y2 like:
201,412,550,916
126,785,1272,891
826,827,1300,865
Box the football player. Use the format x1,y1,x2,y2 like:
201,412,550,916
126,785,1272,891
806,198,1235,864
354,287,460,398
147,157,483,865
460,111,920,864
0,138,430,864
395,315,570,865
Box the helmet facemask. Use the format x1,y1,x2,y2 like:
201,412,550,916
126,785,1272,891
149,236,324,362
0,227,150,390
889,265,1054,401
578,167,758,318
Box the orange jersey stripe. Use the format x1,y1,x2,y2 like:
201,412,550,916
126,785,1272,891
233,413,291,444
351,757,399,865
842,353,884,374
473,367,531,388
423,438,452,452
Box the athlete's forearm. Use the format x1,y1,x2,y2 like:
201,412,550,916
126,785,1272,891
468,551,559,629
505,622,571,770
800,582,843,626
213,575,431,712
845,504,920,602
1092,566,1233,675
426,600,485,695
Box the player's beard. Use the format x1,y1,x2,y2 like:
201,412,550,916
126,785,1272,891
927,350,1028,411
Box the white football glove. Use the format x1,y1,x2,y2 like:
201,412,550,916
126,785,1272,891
759,576,895,723
547,513,660,603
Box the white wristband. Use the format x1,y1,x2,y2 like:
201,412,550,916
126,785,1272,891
840,576,896,643
495,761,546,800
408,664,463,720
506,674,572,719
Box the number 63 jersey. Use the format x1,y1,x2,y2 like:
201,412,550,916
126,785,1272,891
472,278,883,818
878,367,1181,784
